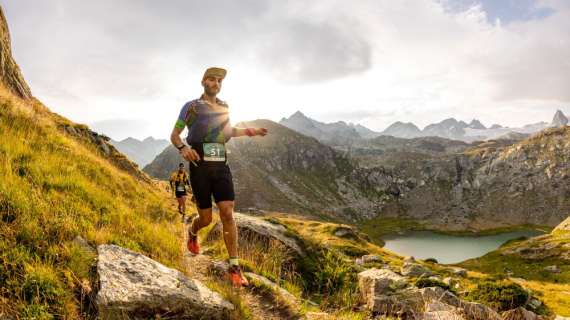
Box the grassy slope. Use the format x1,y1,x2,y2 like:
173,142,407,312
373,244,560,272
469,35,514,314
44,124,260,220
0,86,183,318
458,231,570,316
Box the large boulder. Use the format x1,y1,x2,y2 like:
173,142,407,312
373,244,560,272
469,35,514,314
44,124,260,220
96,245,233,319
401,262,433,277
206,212,305,257
501,307,544,320
358,268,408,306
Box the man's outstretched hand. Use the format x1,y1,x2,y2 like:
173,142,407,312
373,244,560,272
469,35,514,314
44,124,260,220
256,128,268,136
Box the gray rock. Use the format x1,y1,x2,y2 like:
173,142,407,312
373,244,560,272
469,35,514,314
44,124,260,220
72,235,96,255
401,262,433,277
501,307,542,320
459,301,502,320
417,287,461,307
207,212,305,257
96,244,233,319
452,267,468,277
358,268,408,307
244,272,298,305
526,297,542,311
305,312,330,319
209,260,229,277
544,265,561,273
361,254,383,264
443,277,459,288
333,226,358,238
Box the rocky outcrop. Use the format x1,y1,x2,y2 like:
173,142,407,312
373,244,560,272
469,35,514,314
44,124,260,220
206,212,305,257
401,262,433,277
96,245,233,319
358,266,505,320
550,110,568,127
501,307,544,320
244,272,298,304
358,268,408,305
60,124,150,182
0,7,32,99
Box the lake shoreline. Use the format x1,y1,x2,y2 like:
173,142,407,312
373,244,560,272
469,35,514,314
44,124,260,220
380,228,547,264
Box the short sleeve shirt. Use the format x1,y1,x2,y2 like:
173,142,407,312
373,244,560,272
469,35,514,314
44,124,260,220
174,96,233,144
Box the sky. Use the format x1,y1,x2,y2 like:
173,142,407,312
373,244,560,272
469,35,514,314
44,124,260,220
1,0,569,140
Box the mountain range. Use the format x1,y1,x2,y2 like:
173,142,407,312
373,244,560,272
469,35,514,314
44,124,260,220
279,109,568,143
145,117,570,231
110,136,169,167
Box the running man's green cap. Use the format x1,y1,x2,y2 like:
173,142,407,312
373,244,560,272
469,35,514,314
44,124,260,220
203,67,227,80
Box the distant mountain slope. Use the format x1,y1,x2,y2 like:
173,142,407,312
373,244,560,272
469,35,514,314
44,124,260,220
145,119,570,231
279,111,364,144
380,121,422,138
110,136,169,167
145,119,402,220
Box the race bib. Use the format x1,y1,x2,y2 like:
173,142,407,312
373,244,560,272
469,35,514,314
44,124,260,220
203,143,226,162
176,185,185,192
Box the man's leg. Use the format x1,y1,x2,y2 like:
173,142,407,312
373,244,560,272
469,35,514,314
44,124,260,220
190,207,213,234
180,195,187,215
176,197,182,213
186,207,212,254
217,201,238,257
217,200,248,287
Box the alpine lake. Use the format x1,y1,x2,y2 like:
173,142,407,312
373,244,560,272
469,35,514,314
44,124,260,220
381,229,546,264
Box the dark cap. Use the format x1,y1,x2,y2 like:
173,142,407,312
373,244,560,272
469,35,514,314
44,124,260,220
203,67,227,80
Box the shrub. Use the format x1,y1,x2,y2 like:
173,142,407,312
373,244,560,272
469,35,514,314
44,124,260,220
424,258,438,264
414,277,451,291
466,280,529,312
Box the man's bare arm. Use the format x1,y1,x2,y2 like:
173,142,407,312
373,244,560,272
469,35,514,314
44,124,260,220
232,127,268,137
170,127,200,161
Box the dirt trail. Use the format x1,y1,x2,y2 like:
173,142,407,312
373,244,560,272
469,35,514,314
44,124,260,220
180,217,301,320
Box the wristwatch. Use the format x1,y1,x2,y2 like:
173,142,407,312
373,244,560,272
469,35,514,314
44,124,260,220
176,144,187,151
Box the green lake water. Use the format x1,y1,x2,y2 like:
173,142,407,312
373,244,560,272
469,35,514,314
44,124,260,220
382,230,545,264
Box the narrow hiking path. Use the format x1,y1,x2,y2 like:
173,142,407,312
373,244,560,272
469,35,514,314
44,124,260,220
179,213,301,320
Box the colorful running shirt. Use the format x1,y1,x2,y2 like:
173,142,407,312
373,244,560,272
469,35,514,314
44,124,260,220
174,96,233,144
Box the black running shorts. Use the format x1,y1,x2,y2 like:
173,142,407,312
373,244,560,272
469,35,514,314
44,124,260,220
189,162,235,209
175,190,187,198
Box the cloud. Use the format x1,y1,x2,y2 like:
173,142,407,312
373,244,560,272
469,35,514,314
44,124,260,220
1,0,568,137
90,118,151,140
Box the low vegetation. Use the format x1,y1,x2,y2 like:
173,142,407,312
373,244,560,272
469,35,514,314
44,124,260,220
0,87,183,318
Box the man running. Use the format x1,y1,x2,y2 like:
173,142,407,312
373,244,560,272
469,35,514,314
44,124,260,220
170,67,268,287
169,163,190,217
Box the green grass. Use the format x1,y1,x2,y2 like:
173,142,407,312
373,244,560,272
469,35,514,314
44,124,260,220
0,87,184,318
357,217,425,246
458,235,570,316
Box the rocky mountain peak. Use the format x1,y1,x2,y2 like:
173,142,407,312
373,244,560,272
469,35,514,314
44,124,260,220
290,110,308,119
381,121,422,139
0,7,32,99
550,109,568,127
468,119,486,129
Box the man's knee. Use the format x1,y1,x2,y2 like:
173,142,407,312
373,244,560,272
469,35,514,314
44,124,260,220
197,209,213,225
217,201,234,224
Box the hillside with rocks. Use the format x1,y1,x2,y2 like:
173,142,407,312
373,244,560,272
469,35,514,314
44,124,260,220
145,119,399,220
146,117,570,231
0,7,181,317
363,126,570,231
